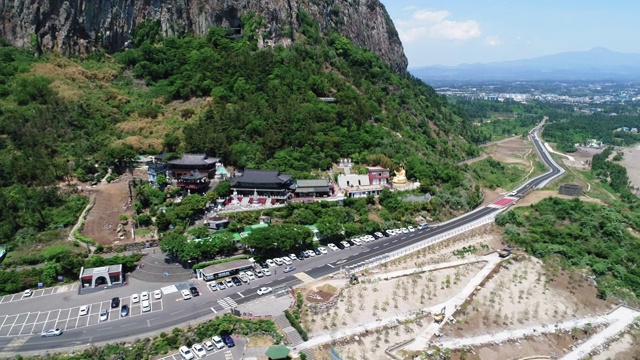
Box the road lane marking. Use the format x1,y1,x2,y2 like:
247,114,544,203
237,292,244,298
326,264,334,268
373,246,379,249
170,310,185,316
210,307,217,313
96,327,113,331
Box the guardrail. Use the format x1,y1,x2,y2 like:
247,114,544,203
343,215,496,274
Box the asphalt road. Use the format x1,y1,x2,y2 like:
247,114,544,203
1,125,563,355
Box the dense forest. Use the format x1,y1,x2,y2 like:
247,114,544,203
543,114,640,152
497,197,640,301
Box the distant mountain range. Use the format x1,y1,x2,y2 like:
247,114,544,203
411,48,640,82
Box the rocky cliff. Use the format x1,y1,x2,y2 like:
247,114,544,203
0,0,407,72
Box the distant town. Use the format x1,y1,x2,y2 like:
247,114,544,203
432,80,640,113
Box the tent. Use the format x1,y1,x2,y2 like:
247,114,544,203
265,345,291,359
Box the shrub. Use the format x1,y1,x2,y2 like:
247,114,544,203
284,310,308,341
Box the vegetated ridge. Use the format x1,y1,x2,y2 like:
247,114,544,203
0,0,407,73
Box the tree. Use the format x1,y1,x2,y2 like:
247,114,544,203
241,225,312,254
317,216,344,242
160,232,187,259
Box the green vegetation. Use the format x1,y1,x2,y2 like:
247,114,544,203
192,255,251,270
74,230,96,245
466,157,529,190
591,147,638,204
543,114,640,152
285,309,309,341
497,197,640,301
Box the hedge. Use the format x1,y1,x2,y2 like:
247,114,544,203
284,310,308,341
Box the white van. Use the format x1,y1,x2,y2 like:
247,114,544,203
141,300,151,312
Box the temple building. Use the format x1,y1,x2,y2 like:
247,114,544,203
167,154,221,192
294,179,332,198
228,169,294,198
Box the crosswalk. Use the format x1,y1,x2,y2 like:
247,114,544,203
294,272,314,284
4,337,28,351
224,350,234,359
217,297,237,309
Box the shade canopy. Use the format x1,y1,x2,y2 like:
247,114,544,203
265,345,291,359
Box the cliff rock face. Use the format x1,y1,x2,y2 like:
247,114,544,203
0,0,407,72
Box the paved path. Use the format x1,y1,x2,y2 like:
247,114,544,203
544,143,576,161
292,254,502,354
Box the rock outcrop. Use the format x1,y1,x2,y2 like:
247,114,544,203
0,0,407,72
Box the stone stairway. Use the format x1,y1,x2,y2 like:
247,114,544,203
273,314,314,358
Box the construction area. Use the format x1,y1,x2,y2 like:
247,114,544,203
290,225,639,359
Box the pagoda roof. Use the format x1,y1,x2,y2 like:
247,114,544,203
230,169,293,185
168,154,220,167
180,171,208,180
296,179,330,188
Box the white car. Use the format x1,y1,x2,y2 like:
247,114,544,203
317,246,328,254
281,257,292,265
266,259,276,268
211,336,225,349
254,269,264,277
41,328,63,337
99,309,108,321
181,289,192,300
351,238,362,246
131,293,140,303
140,291,149,301
239,274,249,283
306,250,316,257
327,243,339,251
23,289,33,298
257,287,273,296
142,300,151,312
273,258,284,266
340,241,351,249
365,235,375,241
408,225,415,232
208,282,218,291
224,278,234,288
374,232,384,238
154,290,162,300
179,345,195,360
79,305,89,316
245,271,256,280
289,253,298,261
216,282,227,290
202,340,215,351
191,343,206,358
262,268,272,276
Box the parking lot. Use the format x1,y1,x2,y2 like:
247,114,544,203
157,336,246,360
0,295,163,337
0,283,78,305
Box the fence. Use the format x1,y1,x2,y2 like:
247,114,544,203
343,215,497,274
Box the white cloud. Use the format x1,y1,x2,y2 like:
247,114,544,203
484,36,502,46
395,9,481,43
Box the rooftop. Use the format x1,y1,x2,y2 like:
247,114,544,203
180,171,208,180
230,169,293,185
168,154,220,167
296,179,330,187
81,264,123,276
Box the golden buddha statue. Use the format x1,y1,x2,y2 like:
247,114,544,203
392,165,408,186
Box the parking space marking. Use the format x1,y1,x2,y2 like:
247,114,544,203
0,315,9,328
18,312,38,335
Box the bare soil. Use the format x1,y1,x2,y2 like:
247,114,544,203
592,327,640,360
246,335,275,348
81,172,137,245
619,145,640,196
483,136,534,166
513,190,609,208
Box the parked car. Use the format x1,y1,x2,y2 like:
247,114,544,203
110,297,120,308
221,334,235,348
142,300,151,312
401,227,409,234
340,241,351,249
41,328,63,337
247,271,258,280
191,343,207,358
216,282,227,290
374,232,384,238
257,287,273,295
140,291,149,301
99,309,109,321
317,246,328,254
211,335,225,349
283,265,296,273
408,225,415,232
327,243,339,251
281,257,292,265
254,269,264,277
299,251,309,259
224,278,234,288
208,282,218,291
131,293,140,303
262,268,272,276
273,258,284,266
79,305,89,316
351,238,362,246
181,289,192,300
231,276,242,286
202,340,215,351
23,289,33,298
239,274,249,283
384,230,393,237
306,250,316,257
266,259,276,268
120,304,129,317
313,248,322,256
154,290,162,300
417,223,429,230
190,286,200,297
179,345,195,360
289,253,298,261
336,242,345,250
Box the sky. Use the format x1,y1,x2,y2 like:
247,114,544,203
381,0,640,68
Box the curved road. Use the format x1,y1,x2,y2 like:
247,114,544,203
5,125,564,354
